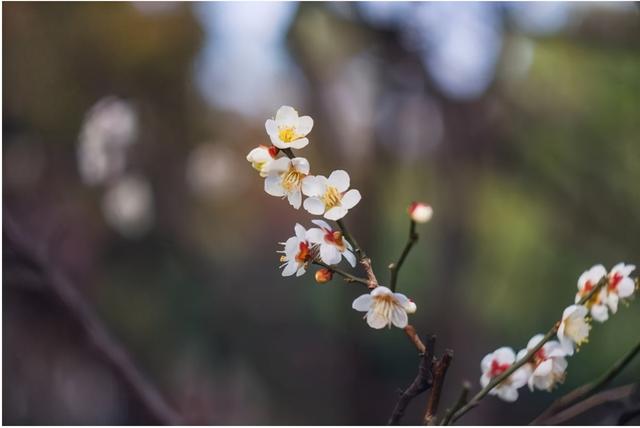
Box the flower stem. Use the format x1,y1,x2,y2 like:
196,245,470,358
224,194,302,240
336,218,379,288
389,220,419,292
312,260,370,287
446,276,609,425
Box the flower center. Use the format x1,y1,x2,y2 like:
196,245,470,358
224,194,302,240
566,317,590,346
322,186,342,209
608,272,623,292
281,167,305,192
278,127,298,143
296,241,310,264
533,348,547,366
489,360,511,377
324,230,346,251
372,294,397,324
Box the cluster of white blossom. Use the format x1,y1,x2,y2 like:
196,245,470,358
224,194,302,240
247,106,424,330
481,263,637,402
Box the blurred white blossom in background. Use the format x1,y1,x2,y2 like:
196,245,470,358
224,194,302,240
186,143,249,200
102,174,154,238
77,96,138,186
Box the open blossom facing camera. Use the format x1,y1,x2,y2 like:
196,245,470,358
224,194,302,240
352,286,414,329
278,224,312,277
517,334,567,392
246,145,278,177
606,263,636,313
557,305,591,356
264,157,309,209
307,219,356,267
575,264,609,322
265,106,314,150
480,347,531,402
302,170,361,220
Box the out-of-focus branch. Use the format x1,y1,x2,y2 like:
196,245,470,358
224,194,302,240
389,220,418,292
388,335,437,425
439,382,471,426
423,350,454,425
541,383,637,426
447,276,609,425
531,339,640,424
4,216,183,425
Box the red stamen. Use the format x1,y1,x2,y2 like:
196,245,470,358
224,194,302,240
296,241,310,264
609,272,623,292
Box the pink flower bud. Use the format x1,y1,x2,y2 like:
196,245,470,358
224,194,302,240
408,202,433,223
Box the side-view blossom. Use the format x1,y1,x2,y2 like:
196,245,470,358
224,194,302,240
306,219,356,267
408,202,433,223
246,145,278,177
480,347,531,402
575,264,609,322
265,105,314,150
606,263,636,314
302,170,361,220
352,286,413,329
264,157,310,209
278,224,312,277
517,334,567,392
557,305,591,356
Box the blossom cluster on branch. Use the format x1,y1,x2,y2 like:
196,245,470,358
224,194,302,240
480,263,637,403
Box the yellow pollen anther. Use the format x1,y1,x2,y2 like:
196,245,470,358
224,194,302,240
322,186,342,209
281,167,305,192
278,127,298,143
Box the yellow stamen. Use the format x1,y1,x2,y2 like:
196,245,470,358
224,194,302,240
281,166,305,192
278,127,298,143
322,186,342,209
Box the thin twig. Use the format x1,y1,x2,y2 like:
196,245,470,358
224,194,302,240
531,339,640,424
336,219,378,288
446,276,609,425
388,335,437,425
4,216,183,425
440,382,471,426
312,260,370,286
424,350,454,425
541,383,637,426
404,325,427,354
389,220,418,292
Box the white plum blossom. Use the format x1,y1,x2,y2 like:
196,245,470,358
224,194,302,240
575,264,609,322
265,106,314,150
557,305,591,356
264,157,310,209
302,170,361,220
246,145,278,177
517,334,567,392
408,202,433,223
480,347,531,402
352,286,414,329
278,224,312,277
606,263,636,314
306,219,356,267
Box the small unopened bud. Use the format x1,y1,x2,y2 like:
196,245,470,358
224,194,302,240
315,268,333,284
408,202,433,223
405,300,417,314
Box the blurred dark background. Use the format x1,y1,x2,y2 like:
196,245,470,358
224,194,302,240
3,2,640,425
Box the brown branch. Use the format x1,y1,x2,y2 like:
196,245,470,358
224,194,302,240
388,335,437,425
540,383,637,426
4,216,183,425
531,339,640,424
389,220,418,292
439,381,471,426
424,350,454,425
404,325,427,354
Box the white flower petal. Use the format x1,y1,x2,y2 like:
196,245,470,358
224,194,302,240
526,334,545,351
617,277,635,298
371,286,393,297
535,359,553,377
296,115,314,136
291,157,310,174
303,197,326,215
288,190,302,209
266,157,291,173
302,176,326,197
480,373,491,388
264,175,285,196
327,170,350,192
306,228,325,244
320,244,341,265
288,137,309,150
352,294,373,312
295,265,306,277
497,386,518,402
282,261,298,277
294,223,307,241
275,105,298,127
494,347,516,364
325,206,348,220
591,304,609,323
393,293,410,308
340,189,361,209
481,353,494,373
311,219,332,230
343,250,357,268
366,311,389,329
607,293,619,313
391,307,408,328
265,119,277,136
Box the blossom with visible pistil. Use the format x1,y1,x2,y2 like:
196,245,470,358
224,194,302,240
408,202,433,223
575,264,609,322
278,224,312,277
306,219,356,267
351,286,413,329
246,145,278,177
517,334,567,392
302,170,361,220
606,263,636,314
480,347,531,402
557,305,591,356
265,106,314,150
264,157,310,209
